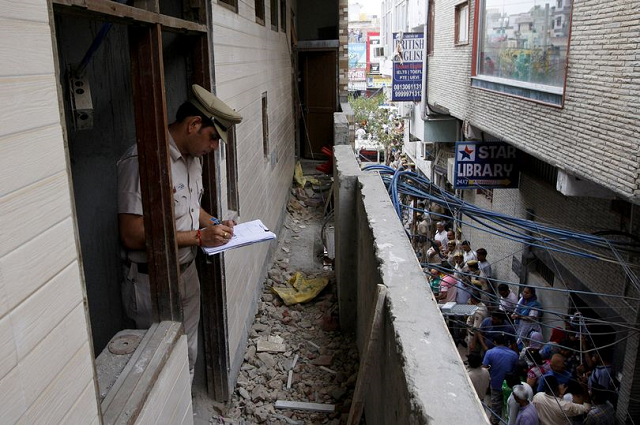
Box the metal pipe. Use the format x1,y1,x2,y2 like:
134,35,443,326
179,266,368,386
420,0,433,120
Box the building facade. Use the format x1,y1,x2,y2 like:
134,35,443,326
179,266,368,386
379,0,640,422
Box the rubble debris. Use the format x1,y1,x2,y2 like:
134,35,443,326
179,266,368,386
319,366,337,375
257,335,286,353
222,175,357,425
272,413,305,425
274,400,336,413
312,354,334,366
286,370,293,389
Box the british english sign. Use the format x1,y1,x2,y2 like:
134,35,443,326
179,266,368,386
391,32,424,102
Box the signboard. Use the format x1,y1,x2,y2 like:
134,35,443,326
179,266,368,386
367,75,392,88
349,69,366,81
391,32,424,102
348,43,367,68
348,81,367,91
453,141,520,189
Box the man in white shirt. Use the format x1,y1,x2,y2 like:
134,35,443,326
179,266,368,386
476,248,492,279
461,240,477,265
498,283,519,313
434,221,449,247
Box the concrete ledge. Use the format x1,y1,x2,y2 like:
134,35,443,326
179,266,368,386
98,322,191,425
356,174,489,425
334,112,349,146
333,145,363,333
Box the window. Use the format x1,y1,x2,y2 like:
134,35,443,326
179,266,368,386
534,258,555,286
261,92,269,157
225,127,240,213
270,0,278,31
521,151,558,187
455,2,469,45
255,0,265,25
427,0,435,55
280,0,286,31
472,0,573,105
374,46,385,57
218,0,238,12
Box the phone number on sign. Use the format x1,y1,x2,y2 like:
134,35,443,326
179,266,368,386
394,83,421,89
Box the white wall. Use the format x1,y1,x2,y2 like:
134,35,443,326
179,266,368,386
136,336,193,425
0,1,100,423
210,0,297,382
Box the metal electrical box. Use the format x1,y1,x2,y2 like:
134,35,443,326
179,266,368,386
68,71,94,131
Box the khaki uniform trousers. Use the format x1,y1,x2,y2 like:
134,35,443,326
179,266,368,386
122,261,200,381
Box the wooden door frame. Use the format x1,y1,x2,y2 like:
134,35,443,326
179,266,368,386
50,0,230,402
297,43,338,158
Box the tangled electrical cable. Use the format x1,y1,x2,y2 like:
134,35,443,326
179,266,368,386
363,164,640,262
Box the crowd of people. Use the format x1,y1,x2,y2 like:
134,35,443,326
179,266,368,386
403,213,618,424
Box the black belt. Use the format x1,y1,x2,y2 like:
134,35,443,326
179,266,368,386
128,260,194,275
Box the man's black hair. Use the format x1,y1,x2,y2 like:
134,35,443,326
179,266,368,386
175,101,215,128
498,283,509,292
493,332,506,346
543,375,559,397
505,372,521,388
491,311,507,321
590,383,610,404
467,353,482,368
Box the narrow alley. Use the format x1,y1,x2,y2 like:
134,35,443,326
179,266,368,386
195,166,360,425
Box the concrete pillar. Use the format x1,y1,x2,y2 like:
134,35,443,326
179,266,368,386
334,112,349,146
333,145,362,332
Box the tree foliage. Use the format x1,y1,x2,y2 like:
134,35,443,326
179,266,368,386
349,93,404,164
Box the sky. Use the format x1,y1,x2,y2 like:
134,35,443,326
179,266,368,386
356,0,382,15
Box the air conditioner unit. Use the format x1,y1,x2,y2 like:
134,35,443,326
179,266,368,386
556,169,615,199
446,157,456,185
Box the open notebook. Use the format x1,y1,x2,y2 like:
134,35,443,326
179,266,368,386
201,219,276,255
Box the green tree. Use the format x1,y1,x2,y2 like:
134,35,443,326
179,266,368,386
349,94,403,164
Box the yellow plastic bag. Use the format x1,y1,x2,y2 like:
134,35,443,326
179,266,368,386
271,272,330,306
293,162,320,187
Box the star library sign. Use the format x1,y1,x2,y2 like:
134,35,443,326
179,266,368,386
453,141,520,189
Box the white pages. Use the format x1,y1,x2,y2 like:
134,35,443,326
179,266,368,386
202,219,276,255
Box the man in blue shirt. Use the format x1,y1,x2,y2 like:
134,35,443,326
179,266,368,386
483,333,518,424
475,311,516,354
536,353,572,393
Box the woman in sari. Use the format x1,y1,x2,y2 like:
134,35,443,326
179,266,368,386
511,286,542,349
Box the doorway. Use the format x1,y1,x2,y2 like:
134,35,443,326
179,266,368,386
50,0,230,401
299,49,337,158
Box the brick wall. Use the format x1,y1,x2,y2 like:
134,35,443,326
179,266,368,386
339,0,349,102
428,0,640,202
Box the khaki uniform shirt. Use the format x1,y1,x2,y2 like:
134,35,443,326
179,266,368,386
532,393,591,424
117,134,203,264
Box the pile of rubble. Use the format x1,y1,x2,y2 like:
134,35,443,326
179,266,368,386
223,182,359,425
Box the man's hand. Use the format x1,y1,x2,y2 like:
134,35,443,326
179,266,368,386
200,224,234,247
220,219,237,228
